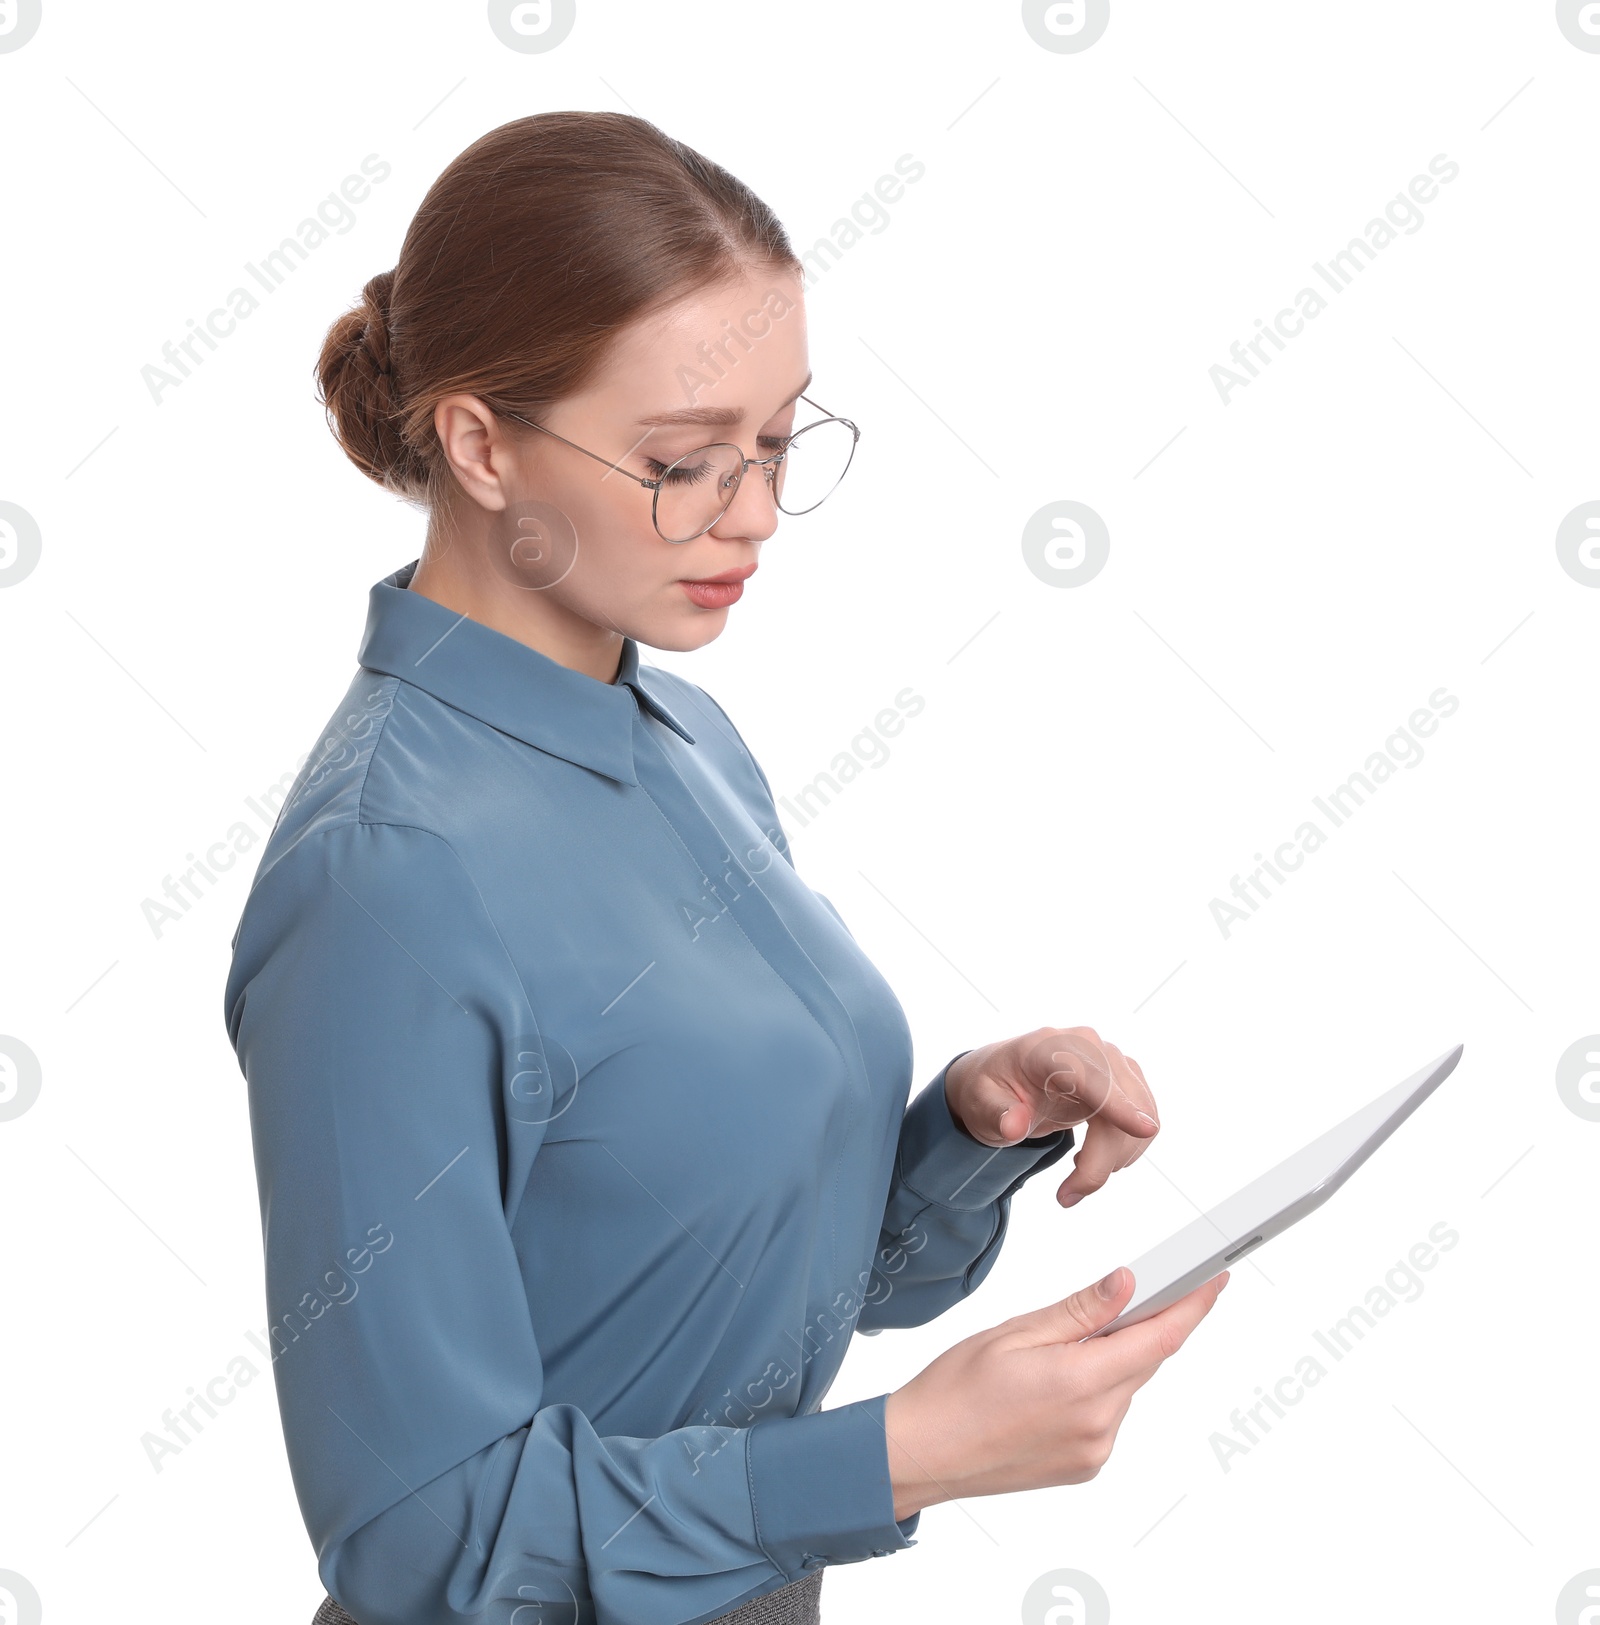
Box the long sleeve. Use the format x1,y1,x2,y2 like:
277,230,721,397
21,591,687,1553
856,1050,1076,1332
224,817,917,1625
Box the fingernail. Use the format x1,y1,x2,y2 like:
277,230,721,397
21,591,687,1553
1097,1268,1123,1299
1136,1111,1158,1130
1060,1192,1083,1207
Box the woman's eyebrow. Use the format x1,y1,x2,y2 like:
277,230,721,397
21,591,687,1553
634,371,813,428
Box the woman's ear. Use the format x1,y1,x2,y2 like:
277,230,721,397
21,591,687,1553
434,394,520,512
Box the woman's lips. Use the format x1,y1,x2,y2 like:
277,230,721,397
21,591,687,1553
679,564,756,609
680,578,746,608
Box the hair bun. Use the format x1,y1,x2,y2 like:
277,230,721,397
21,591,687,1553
316,267,429,500
358,269,395,378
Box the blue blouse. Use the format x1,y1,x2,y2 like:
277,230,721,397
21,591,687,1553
223,559,1074,1625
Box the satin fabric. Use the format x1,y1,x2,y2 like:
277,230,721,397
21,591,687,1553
225,559,1073,1625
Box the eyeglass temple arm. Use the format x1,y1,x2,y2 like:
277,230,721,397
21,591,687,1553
501,410,656,488
503,396,852,481
799,395,860,442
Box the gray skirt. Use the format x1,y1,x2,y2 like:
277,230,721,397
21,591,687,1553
311,1568,822,1624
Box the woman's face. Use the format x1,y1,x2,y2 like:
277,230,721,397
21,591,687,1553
434,265,812,658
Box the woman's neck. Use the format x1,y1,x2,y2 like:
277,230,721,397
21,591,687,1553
408,544,626,685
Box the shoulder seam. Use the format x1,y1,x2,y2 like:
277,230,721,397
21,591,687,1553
353,672,403,827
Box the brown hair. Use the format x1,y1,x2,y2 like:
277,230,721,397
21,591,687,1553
316,110,803,513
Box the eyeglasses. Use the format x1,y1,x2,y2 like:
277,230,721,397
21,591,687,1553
497,393,860,544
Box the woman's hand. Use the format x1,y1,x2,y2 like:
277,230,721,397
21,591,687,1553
944,1025,1160,1207
883,1265,1228,1520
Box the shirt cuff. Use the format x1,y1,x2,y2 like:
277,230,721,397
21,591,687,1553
896,1050,1075,1212
746,1392,920,1577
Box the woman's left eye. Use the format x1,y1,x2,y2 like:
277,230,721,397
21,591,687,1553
645,457,716,486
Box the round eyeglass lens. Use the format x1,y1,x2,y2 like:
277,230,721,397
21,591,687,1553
774,417,857,515
653,443,747,543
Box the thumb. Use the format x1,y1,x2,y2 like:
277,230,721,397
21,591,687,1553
1012,1266,1135,1346
961,1072,1047,1145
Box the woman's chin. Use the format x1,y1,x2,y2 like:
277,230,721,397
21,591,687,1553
631,601,732,653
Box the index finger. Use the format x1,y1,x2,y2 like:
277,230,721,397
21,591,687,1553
1104,1043,1158,1135
1045,1045,1159,1140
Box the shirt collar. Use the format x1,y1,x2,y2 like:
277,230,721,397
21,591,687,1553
356,559,696,786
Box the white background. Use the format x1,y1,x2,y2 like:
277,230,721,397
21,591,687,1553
1,2,1595,1622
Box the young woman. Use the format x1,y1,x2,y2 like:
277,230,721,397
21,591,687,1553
222,110,1227,1625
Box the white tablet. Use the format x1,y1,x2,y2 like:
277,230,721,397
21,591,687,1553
1084,1043,1465,1340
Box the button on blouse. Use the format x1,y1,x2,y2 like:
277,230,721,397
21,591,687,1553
223,558,1074,1625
